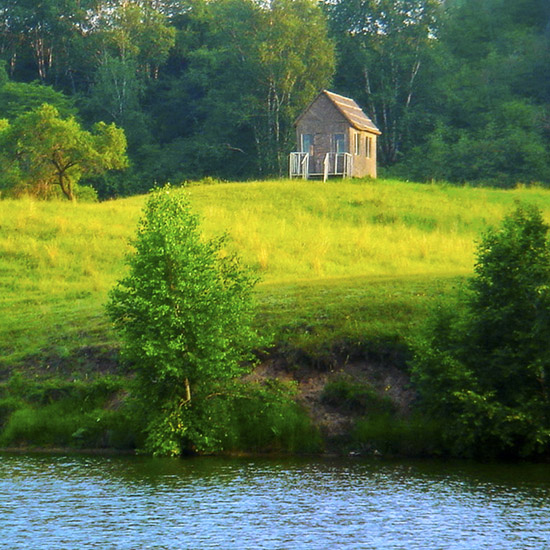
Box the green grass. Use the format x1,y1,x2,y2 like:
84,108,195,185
2,178,550,372
254,273,463,362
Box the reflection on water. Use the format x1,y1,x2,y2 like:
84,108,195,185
1,453,549,549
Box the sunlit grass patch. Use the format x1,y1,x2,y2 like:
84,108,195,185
254,273,465,361
2,178,550,370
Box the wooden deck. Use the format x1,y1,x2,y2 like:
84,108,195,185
289,152,353,181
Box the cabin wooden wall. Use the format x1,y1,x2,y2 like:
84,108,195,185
296,94,348,173
347,128,377,178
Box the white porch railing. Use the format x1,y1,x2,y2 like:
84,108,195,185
323,153,353,181
289,152,309,179
290,151,352,180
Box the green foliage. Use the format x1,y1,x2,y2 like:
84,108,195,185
0,61,7,87
157,0,335,177
127,378,322,455
107,186,260,456
0,78,77,121
405,105,550,186
468,204,550,379
82,54,151,152
95,1,176,81
352,413,445,457
1,371,125,408
322,376,395,415
72,183,99,203
227,380,322,453
327,0,440,165
0,104,128,200
0,405,134,449
0,396,24,427
411,204,550,458
399,0,550,184
1,0,549,186
0,372,133,449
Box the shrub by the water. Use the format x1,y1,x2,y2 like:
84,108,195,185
107,186,261,456
411,204,550,458
228,380,322,453
351,414,445,457
0,372,133,449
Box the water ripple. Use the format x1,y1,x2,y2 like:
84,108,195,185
1,454,549,549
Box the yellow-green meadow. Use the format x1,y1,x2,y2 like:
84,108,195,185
2,178,550,368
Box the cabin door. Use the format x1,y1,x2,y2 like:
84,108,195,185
327,133,346,174
301,134,313,155
301,133,315,174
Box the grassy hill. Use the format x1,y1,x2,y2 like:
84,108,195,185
2,177,550,374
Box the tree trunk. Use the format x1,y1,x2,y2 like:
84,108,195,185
58,172,74,201
184,378,191,403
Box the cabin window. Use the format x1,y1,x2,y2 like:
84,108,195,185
354,133,360,155
334,134,346,153
301,134,314,154
365,136,372,159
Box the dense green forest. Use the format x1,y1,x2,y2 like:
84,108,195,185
1,0,549,198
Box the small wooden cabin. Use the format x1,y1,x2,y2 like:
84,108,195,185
290,90,381,181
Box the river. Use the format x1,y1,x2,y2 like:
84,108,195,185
1,453,549,549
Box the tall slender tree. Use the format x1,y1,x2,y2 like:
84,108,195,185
170,0,335,176
107,187,259,456
326,0,440,165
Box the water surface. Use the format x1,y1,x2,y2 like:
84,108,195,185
1,453,549,549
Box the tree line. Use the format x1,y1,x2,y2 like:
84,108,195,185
1,0,549,198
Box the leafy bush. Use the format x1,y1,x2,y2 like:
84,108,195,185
0,396,23,426
0,372,133,449
352,414,445,457
322,375,395,415
0,404,135,449
411,204,550,458
228,380,322,453
2,372,124,408
73,184,99,202
107,186,260,456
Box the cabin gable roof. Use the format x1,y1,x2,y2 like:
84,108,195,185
295,90,381,135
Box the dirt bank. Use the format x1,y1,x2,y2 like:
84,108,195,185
248,351,416,441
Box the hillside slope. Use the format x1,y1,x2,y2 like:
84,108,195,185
2,178,550,447
0,180,550,450
3,178,550,366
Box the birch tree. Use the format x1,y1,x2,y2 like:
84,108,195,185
327,0,440,165
184,0,335,175
107,187,259,456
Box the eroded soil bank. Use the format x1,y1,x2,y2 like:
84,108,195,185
248,349,416,444
1,343,417,454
